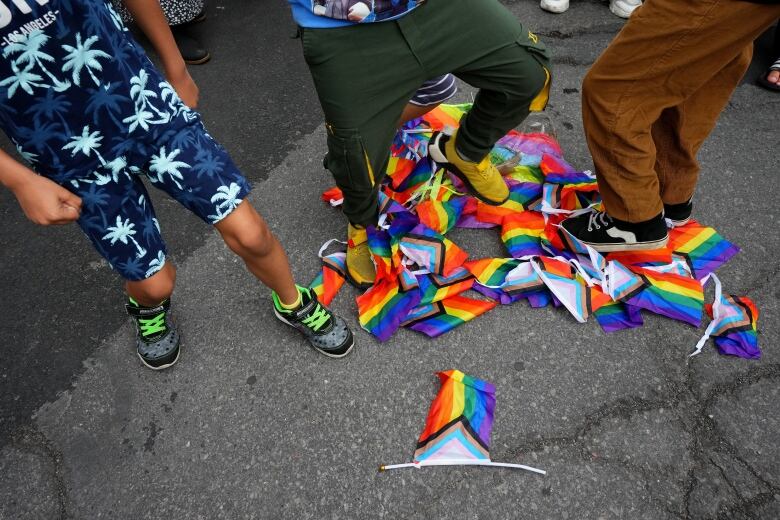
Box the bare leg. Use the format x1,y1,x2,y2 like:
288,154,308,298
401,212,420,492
126,262,176,307
214,200,299,305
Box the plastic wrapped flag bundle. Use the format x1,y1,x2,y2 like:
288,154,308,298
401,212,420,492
380,370,545,474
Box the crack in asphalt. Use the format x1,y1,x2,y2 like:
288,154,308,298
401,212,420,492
742,264,780,298
499,363,780,519
537,24,624,41
6,422,70,519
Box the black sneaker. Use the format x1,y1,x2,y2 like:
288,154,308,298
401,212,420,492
663,200,693,227
126,298,181,370
172,26,210,65
273,286,354,358
560,210,668,252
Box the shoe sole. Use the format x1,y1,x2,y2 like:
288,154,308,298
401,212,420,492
138,344,181,371
184,52,211,65
273,307,355,359
428,133,509,207
540,1,569,13
344,266,374,291
579,235,669,253
666,216,691,228
609,3,635,18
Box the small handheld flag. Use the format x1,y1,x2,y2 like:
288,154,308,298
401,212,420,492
380,370,545,475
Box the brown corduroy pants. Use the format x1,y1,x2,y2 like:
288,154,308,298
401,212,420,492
582,0,780,223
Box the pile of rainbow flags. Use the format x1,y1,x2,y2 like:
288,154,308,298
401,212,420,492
309,105,760,359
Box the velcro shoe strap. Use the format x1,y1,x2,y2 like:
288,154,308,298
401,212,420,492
126,299,170,317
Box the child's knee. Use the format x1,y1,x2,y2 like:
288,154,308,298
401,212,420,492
223,221,273,258
128,264,176,304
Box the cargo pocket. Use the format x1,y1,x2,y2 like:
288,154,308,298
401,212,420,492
325,124,375,199
517,31,552,112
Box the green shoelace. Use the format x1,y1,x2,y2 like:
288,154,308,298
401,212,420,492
138,312,167,338
301,304,330,332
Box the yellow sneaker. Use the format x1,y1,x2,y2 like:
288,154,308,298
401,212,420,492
428,129,509,206
346,223,376,289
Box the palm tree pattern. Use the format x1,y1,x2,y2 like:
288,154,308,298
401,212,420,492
0,1,250,281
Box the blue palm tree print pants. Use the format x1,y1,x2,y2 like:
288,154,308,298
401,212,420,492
71,123,251,281
0,0,250,282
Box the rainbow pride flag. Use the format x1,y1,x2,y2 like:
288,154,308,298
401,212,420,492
475,182,543,225
399,224,468,277
313,104,753,355
531,257,610,323
417,267,475,305
357,278,422,342
501,211,546,258
414,370,495,462
594,301,644,333
706,294,760,359
667,221,740,280
308,252,346,306
404,296,497,338
626,268,704,327
381,371,545,474
367,226,398,283
416,197,468,235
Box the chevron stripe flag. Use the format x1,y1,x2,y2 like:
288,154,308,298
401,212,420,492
399,224,468,277
625,267,704,326
466,258,547,305
308,252,347,306
313,104,755,351
531,257,611,322
403,296,497,338
688,275,760,359
380,371,545,474
605,260,646,302
357,277,422,342
706,294,760,359
417,267,475,305
540,181,597,213
414,370,495,462
667,220,740,280
501,211,546,258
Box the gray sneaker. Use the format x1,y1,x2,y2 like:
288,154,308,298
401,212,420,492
126,298,181,370
273,286,354,358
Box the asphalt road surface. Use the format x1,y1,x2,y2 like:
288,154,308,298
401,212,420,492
1,1,779,519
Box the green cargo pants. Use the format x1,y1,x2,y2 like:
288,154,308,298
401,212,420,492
300,0,551,226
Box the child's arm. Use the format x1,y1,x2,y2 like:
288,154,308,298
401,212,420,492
0,150,82,225
122,0,199,108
